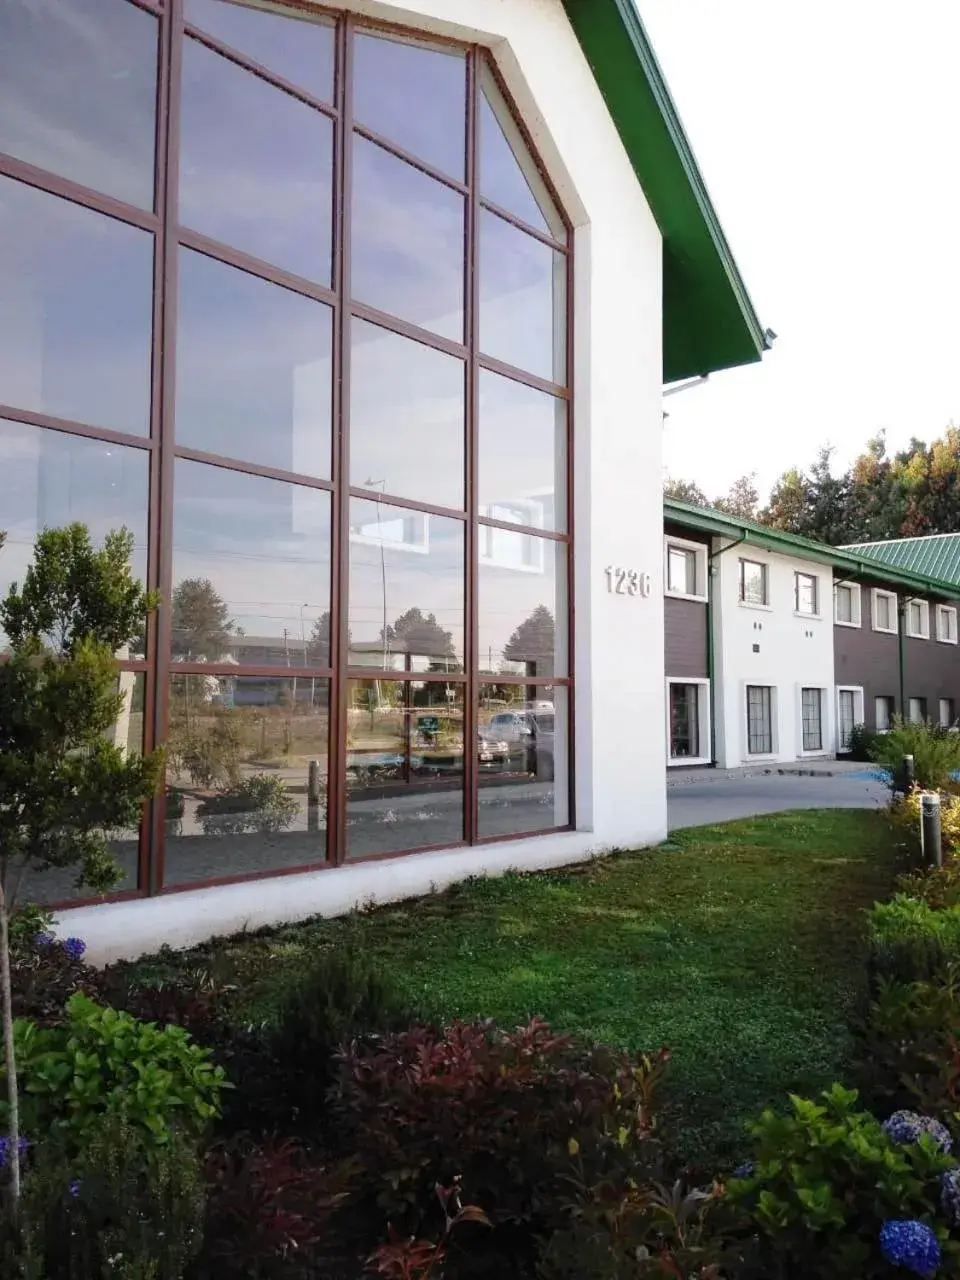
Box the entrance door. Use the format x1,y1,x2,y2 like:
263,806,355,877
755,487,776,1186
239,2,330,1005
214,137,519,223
838,689,856,751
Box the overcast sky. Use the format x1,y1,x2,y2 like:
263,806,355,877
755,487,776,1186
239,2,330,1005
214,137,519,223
640,0,960,500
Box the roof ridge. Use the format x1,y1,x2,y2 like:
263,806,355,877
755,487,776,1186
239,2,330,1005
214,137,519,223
844,532,960,548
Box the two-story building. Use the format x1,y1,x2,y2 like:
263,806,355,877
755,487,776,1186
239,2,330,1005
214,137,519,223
664,499,960,768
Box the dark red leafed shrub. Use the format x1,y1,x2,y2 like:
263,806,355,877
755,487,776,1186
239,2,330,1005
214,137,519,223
366,1182,491,1280
330,1017,669,1277
11,937,106,1026
196,1135,358,1279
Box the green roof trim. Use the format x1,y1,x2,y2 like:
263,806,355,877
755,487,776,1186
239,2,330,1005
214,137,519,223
664,498,960,599
844,535,960,589
562,0,768,381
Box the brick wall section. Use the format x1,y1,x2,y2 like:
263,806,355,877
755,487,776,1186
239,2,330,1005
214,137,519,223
834,575,960,728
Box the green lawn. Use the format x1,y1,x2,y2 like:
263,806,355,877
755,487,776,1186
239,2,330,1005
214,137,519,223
124,809,902,1167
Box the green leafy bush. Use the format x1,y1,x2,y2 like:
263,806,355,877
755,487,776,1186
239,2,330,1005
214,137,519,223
3,993,226,1152
329,1017,669,1277
0,1116,204,1280
870,717,960,793
867,894,960,982
845,723,878,762
728,1084,957,1280
854,970,960,1123
198,773,298,836
896,857,960,909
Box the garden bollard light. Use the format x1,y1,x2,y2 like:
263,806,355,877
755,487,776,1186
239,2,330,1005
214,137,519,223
904,754,916,789
920,791,943,868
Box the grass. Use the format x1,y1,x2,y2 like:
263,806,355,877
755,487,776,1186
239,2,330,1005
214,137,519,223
121,808,902,1167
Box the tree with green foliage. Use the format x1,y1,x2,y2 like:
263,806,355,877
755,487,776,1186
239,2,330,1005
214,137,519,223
383,607,457,668
663,476,708,507
0,524,162,1207
170,577,232,661
503,604,556,676
713,473,760,521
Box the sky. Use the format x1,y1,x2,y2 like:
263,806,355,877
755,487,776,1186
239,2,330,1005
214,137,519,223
640,0,960,501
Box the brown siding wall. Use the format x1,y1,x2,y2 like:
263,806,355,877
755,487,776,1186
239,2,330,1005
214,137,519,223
665,597,708,678
834,579,960,729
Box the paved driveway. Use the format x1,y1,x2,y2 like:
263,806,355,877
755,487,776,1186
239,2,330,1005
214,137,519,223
667,767,889,831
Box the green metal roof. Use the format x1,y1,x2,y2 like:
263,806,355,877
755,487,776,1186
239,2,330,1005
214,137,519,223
664,497,960,599
843,535,960,588
562,0,768,382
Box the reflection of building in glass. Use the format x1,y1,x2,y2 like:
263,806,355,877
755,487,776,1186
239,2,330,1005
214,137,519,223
1,0,768,951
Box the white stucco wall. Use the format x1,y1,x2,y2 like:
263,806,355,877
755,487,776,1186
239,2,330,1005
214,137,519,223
57,0,668,962
712,544,836,768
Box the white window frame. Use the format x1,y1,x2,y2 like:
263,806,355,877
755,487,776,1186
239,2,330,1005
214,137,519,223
833,581,862,628
794,571,820,618
738,557,770,609
940,697,956,729
741,682,778,759
909,696,928,725
836,685,865,752
797,684,829,756
936,604,958,645
905,599,931,639
665,677,712,767
664,536,708,603
871,588,898,635
874,695,895,733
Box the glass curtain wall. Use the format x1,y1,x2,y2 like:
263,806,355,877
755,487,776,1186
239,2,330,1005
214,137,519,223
0,0,573,900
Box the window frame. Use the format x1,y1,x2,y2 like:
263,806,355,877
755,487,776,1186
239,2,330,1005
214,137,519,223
875,695,895,733
940,698,956,729
738,557,769,608
833,581,862,628
871,588,898,635
794,570,820,618
909,696,928,725
905,599,931,640
0,9,576,903
836,685,865,752
665,677,712,767
799,685,826,754
936,604,958,645
744,683,776,757
664,536,708,603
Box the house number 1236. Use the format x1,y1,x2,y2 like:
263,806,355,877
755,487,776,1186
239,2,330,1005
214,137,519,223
604,566,651,598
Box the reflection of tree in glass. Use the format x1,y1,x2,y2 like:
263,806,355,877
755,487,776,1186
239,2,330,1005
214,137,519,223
503,604,554,676
171,578,232,660
383,607,457,668
305,611,351,667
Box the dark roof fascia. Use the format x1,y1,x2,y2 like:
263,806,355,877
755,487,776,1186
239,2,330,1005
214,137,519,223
663,498,960,599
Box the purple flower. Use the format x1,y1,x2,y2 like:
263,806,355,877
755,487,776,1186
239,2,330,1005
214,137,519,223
732,1162,755,1179
880,1220,940,1277
0,1136,30,1169
883,1110,953,1154
62,937,86,961
33,931,55,949
941,1168,960,1226
68,1179,81,1198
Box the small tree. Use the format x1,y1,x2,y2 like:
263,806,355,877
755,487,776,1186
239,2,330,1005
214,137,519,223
503,605,555,677
0,524,162,1207
171,577,232,661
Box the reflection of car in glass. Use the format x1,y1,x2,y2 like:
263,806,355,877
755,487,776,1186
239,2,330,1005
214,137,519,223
477,728,510,769
485,711,555,780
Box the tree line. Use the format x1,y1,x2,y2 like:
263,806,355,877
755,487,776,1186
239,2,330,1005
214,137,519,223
665,426,960,547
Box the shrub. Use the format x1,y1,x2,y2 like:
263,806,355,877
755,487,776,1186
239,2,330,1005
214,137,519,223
896,857,960,910
197,1135,357,1279
845,723,878,762
854,970,960,1125
9,923,105,1026
867,894,960,982
330,1017,669,1277
870,717,960,793
890,789,960,861
3,993,226,1153
198,773,298,836
0,1115,204,1280
727,1084,958,1279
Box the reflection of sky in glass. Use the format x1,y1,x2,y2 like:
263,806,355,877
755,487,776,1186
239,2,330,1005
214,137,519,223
173,459,331,641
180,36,333,283
351,136,464,341
184,0,334,101
176,249,332,476
350,319,464,510
0,0,157,209
478,371,564,532
479,210,565,383
0,176,154,435
478,536,566,675
479,73,564,240
0,419,149,621
353,31,466,179
349,498,464,664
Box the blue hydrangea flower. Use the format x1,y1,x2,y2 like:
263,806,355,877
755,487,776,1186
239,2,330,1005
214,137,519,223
33,931,55,949
941,1168,960,1226
883,1110,953,1154
880,1220,940,1277
0,1136,30,1169
732,1162,755,1179
68,1179,81,1198
62,937,86,961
